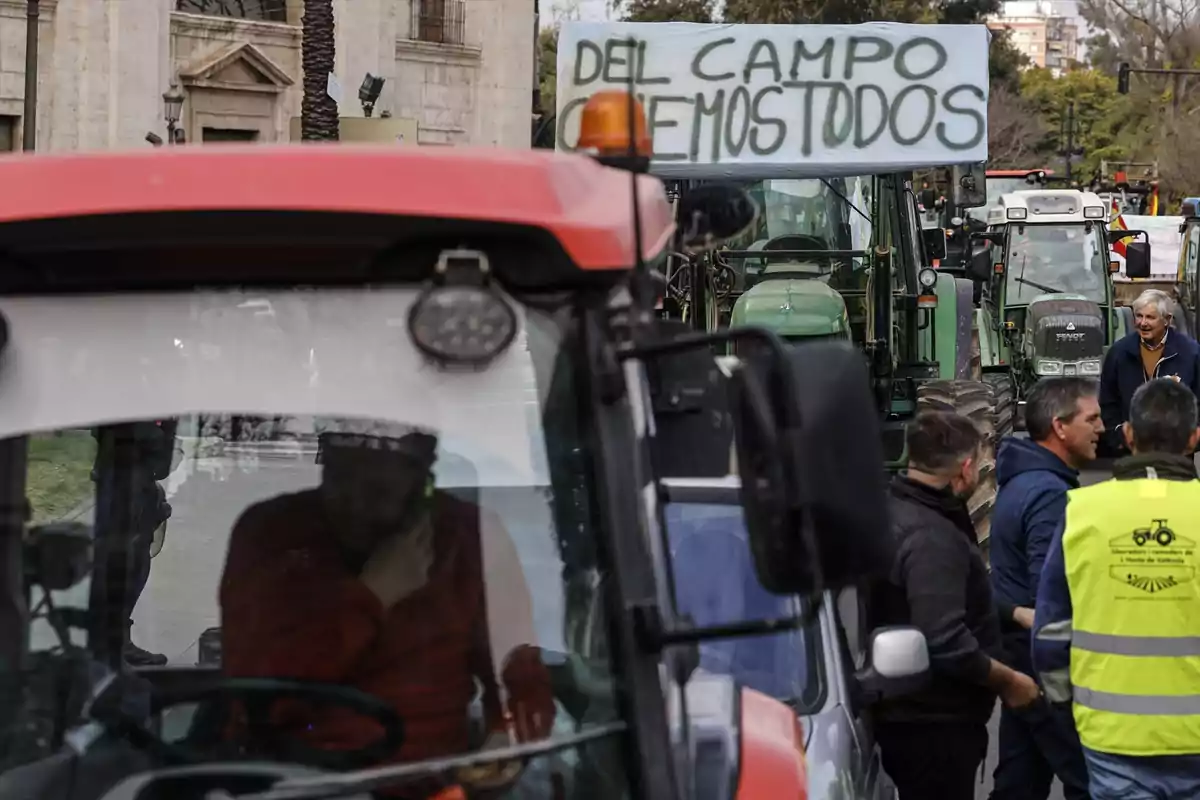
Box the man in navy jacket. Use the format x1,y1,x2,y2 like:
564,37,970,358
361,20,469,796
988,378,1102,800
1100,289,1200,455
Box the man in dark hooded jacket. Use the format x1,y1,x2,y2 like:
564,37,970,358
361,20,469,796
988,378,1102,800
872,411,1039,799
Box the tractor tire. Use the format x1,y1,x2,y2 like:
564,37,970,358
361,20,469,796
983,372,1016,441
917,379,1003,557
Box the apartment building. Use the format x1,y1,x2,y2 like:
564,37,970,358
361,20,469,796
988,0,1080,76
0,0,533,152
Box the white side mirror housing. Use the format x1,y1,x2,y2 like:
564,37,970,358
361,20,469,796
871,626,930,678
855,626,931,703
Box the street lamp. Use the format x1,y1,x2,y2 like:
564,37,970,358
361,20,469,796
358,73,385,118
163,83,185,145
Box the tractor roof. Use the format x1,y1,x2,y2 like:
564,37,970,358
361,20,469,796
0,145,675,271
988,188,1109,225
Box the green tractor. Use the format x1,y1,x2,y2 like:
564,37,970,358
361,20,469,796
968,187,1150,429
663,170,1013,547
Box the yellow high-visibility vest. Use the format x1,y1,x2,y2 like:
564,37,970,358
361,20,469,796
1063,474,1200,756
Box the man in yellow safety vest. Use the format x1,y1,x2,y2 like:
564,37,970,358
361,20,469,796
1033,378,1200,798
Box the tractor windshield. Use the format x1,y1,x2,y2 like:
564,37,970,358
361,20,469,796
1004,222,1109,304
723,177,872,285
0,244,630,797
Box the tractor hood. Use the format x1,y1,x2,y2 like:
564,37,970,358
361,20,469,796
731,277,849,338
1025,293,1105,362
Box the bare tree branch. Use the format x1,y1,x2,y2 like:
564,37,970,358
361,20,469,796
987,87,1048,168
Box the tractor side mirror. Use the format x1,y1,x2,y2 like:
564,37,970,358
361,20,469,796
730,337,893,594
1126,241,1152,279
921,228,948,262
677,183,760,254
951,163,987,209
968,242,993,282
855,626,931,704
629,328,892,598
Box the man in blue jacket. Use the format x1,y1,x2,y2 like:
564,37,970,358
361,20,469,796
989,377,1102,800
1100,289,1200,456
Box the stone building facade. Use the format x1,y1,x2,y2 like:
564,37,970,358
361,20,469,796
0,0,534,152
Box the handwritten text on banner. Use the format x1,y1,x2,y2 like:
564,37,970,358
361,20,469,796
555,22,991,178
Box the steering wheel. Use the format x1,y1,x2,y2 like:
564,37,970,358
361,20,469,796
129,678,405,771
759,234,832,269
762,234,829,254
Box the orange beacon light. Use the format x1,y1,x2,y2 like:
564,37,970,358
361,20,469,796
577,89,652,170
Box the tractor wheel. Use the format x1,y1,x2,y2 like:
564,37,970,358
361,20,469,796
983,372,1016,441
1157,527,1176,547
917,379,1002,557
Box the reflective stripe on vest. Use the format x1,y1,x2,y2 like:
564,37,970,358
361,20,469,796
1062,477,1200,757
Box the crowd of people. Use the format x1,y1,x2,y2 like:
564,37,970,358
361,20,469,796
874,288,1200,800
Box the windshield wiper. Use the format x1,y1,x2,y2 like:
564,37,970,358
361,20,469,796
820,178,871,225
1014,276,1064,294
217,722,627,800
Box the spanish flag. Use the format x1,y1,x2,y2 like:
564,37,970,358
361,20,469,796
1111,197,1131,258
1148,183,1160,216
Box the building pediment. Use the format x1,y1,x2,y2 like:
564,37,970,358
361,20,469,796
178,41,294,93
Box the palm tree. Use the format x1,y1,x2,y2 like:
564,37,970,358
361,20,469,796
301,0,338,140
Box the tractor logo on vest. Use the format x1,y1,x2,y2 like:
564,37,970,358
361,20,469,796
1107,519,1196,595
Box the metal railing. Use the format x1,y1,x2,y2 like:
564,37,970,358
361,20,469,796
412,0,466,45
175,0,288,22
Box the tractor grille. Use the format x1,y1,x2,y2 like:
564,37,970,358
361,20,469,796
1032,314,1105,362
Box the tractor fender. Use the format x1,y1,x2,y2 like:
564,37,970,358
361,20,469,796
735,689,807,800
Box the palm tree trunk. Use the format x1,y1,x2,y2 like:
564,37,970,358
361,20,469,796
301,0,338,141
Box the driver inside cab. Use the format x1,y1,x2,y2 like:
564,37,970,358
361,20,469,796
218,425,555,772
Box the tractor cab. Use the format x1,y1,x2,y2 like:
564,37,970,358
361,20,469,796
0,111,915,798
978,189,1115,392
722,177,868,345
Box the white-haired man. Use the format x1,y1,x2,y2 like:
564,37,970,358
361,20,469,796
1099,289,1200,455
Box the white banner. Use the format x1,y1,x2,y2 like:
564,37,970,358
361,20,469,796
556,21,990,179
